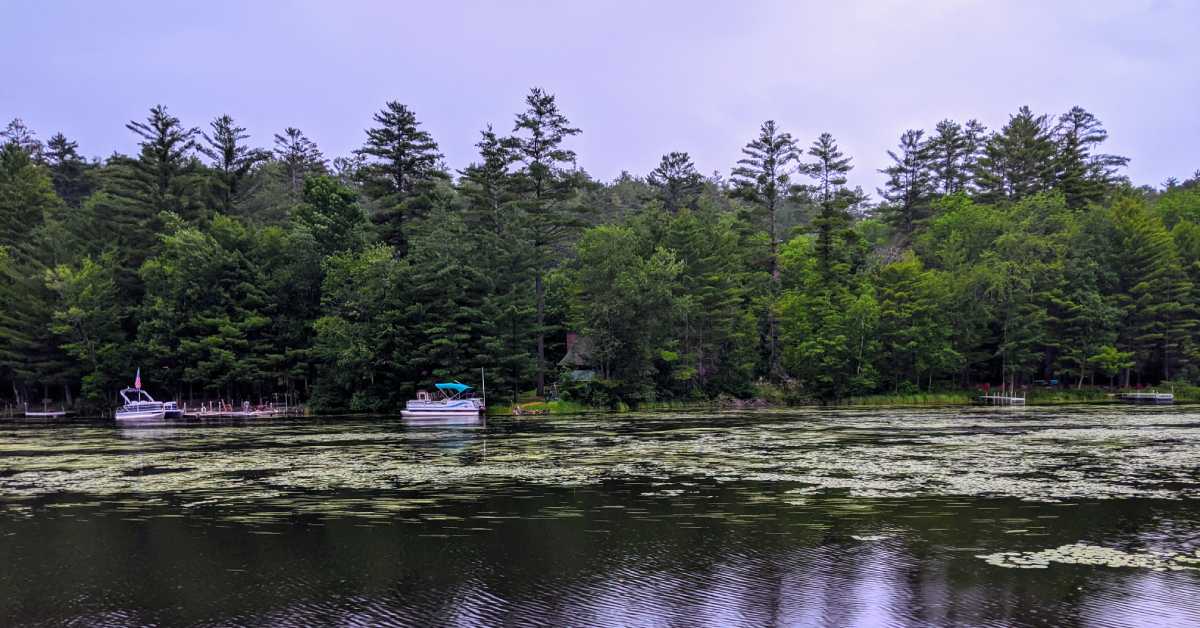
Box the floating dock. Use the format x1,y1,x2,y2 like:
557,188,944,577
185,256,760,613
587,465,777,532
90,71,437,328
1117,392,1174,405
975,395,1026,406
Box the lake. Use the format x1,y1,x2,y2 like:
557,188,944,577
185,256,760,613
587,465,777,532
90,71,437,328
1,406,1199,626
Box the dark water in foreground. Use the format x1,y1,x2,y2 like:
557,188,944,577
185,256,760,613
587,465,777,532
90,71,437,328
1,407,1199,626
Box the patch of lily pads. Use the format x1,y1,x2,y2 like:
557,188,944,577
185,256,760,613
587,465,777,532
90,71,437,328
0,406,1197,521
978,543,1200,571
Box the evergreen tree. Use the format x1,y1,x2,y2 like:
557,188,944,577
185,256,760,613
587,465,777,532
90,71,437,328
659,208,758,396
648,151,703,214
1053,106,1128,209
107,105,204,222
926,119,986,196
402,211,499,386
805,132,859,284
509,87,585,396
731,120,799,378
458,125,516,234
1,119,44,162
458,127,534,400
273,127,326,198
1111,197,1195,382
878,129,934,235
0,143,68,404
199,114,270,214
355,101,445,252
44,133,94,207
973,106,1057,203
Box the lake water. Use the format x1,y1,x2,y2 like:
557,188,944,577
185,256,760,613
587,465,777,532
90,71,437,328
1,406,1199,626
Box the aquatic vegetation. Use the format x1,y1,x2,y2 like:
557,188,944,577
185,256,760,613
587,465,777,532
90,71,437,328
0,406,1198,523
979,543,1200,571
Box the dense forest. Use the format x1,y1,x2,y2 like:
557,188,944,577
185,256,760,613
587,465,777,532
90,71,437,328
2,89,1199,411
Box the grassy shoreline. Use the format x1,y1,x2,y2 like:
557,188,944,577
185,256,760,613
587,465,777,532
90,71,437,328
486,386,1199,415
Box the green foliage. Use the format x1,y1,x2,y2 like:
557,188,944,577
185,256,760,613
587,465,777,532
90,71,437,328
1089,346,1135,385
0,100,1191,412
292,176,370,257
312,244,409,411
46,254,124,401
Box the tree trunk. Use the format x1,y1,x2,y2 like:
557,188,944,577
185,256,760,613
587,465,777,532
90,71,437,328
536,270,545,397
766,200,781,380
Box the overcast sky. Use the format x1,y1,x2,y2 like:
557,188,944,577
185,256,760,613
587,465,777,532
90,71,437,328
4,1,1198,193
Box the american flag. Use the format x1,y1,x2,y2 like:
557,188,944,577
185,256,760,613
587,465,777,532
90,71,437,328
134,368,142,390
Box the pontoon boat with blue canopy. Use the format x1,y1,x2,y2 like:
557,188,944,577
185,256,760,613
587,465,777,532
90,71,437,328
401,379,486,420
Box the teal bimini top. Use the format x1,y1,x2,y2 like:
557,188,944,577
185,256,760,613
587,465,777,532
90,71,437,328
435,382,472,394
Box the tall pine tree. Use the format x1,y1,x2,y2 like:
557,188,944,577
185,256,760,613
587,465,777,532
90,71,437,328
731,120,799,378
878,129,934,235
273,127,327,198
974,106,1057,203
509,87,585,396
649,151,703,214
199,114,270,214
1053,106,1128,210
355,102,445,253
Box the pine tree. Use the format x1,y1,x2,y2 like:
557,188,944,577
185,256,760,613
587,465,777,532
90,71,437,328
0,143,67,404
660,208,757,395
1111,197,1195,382
458,126,516,234
457,127,534,400
107,105,204,222
402,211,499,387
199,114,270,214
1,119,44,162
648,151,703,213
926,119,986,196
273,127,326,198
731,121,799,378
973,106,1057,203
509,87,585,396
805,132,859,283
878,129,934,235
44,133,94,207
1053,106,1128,210
355,102,445,252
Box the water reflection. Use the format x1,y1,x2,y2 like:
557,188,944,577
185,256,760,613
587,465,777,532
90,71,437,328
2,486,1197,626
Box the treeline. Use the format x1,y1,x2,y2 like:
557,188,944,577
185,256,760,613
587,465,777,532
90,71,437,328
1,91,1198,410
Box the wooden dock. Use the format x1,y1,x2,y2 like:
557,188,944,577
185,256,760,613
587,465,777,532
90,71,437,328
180,400,299,419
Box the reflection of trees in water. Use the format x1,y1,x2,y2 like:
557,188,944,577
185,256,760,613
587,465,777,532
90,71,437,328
402,420,488,466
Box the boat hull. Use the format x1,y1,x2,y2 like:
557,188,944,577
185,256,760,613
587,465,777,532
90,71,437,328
402,397,483,418
401,409,483,419
115,410,167,421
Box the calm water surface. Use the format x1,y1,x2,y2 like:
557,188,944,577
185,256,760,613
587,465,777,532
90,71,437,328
1,406,1199,626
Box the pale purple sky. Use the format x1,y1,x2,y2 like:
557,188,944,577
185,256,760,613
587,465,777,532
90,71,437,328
4,1,1198,191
